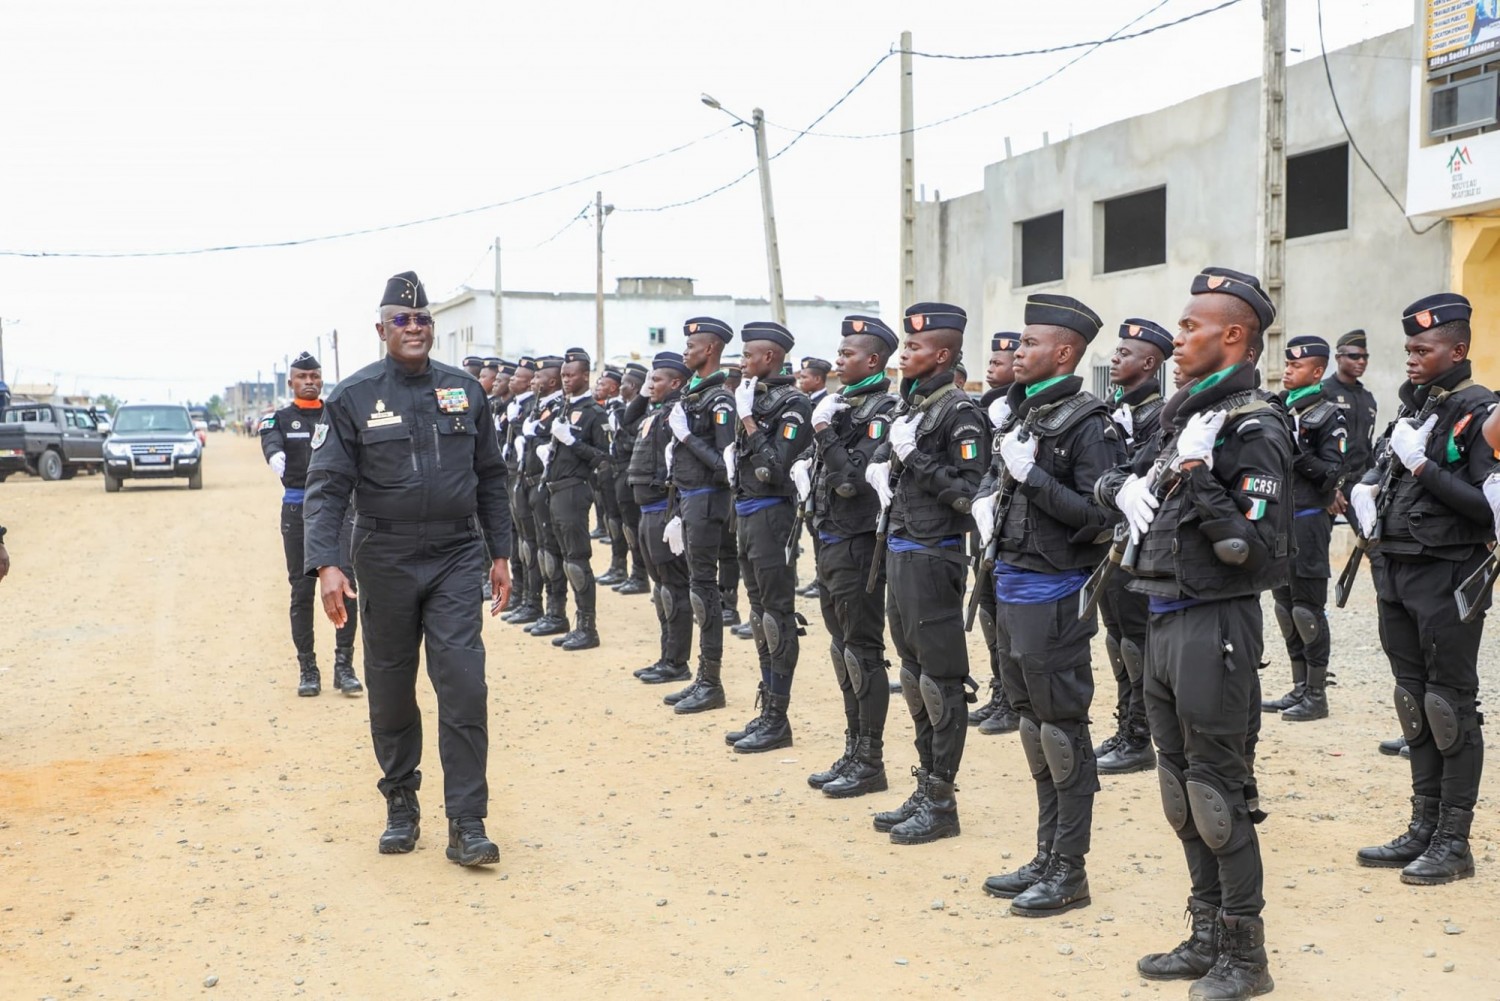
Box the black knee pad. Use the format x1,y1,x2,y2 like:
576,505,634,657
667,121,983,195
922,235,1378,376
1120,638,1145,683
1425,689,1482,757
1157,758,1191,837
1018,718,1050,780
1395,685,1426,744
1185,779,1253,855
843,646,866,696
830,641,849,689
1273,601,1295,642
900,667,926,723
1291,605,1321,645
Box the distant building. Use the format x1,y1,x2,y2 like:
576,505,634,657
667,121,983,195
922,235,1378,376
224,380,277,417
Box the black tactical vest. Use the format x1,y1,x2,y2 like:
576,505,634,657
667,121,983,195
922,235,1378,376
735,381,802,499
891,383,984,541
813,389,897,538
1380,382,1494,558
672,378,734,490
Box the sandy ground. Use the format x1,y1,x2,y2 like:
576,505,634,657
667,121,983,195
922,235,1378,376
3,435,1500,1001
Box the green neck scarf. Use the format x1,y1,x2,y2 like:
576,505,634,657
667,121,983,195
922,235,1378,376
1285,384,1320,407
1025,375,1070,398
1189,364,1239,395
841,373,885,396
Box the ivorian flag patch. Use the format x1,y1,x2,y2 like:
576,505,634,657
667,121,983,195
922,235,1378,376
959,440,978,460
781,424,798,440
714,409,729,425
867,420,886,439
1245,498,1268,521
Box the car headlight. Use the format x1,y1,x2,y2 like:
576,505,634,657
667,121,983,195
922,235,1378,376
104,442,130,457
172,442,200,456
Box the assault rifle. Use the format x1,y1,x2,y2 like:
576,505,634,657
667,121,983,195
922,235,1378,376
785,450,824,565
1077,464,1184,621
1455,549,1499,624
866,403,913,594
963,421,1034,631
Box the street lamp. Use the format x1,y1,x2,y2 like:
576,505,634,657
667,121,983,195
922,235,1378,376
701,93,787,326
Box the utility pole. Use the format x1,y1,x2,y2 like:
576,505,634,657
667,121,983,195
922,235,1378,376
751,109,787,326
0,317,6,384
594,192,610,361
331,329,340,383
899,30,916,313
493,236,504,358
1257,0,1287,386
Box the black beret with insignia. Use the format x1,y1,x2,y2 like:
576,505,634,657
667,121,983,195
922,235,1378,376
1402,293,1472,336
600,366,623,382
1191,267,1276,331
537,355,565,370
624,362,648,380
1025,294,1103,343
683,316,734,342
1118,318,1173,357
516,356,538,372
903,302,967,335
991,332,1020,353
842,315,899,352
461,355,483,369
290,351,320,371
563,346,591,366
1285,335,1330,360
800,356,832,375
741,321,794,351
498,359,518,375
1336,329,1367,350
381,270,428,308
481,356,502,371
652,351,693,378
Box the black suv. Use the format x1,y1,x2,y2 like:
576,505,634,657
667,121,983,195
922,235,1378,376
102,403,203,491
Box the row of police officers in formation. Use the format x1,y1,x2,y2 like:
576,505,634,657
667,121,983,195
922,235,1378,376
275,270,1496,1001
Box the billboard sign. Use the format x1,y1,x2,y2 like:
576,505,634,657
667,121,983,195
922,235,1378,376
1428,1,1500,72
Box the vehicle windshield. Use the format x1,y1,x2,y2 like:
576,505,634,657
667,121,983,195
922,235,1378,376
112,406,192,434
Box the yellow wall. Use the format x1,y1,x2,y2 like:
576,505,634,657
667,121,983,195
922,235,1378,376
1452,218,1500,387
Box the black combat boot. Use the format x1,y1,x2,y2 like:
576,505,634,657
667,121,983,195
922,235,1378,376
333,647,363,696
724,684,767,744
446,817,500,867
1188,913,1274,1000
1357,795,1440,867
1281,662,1329,722
634,659,667,679
1093,715,1126,759
734,692,792,753
1098,725,1155,774
528,595,570,637
1138,897,1219,980
889,773,959,845
662,673,700,705
822,735,888,798
808,731,856,788
730,621,754,640
1010,853,1090,916
560,612,600,652
673,659,726,714
378,788,420,854
1400,803,1476,885
721,606,742,626
969,678,1003,726
503,590,542,625
1378,735,1407,756
297,652,320,697
641,660,691,685
978,686,1020,735
983,842,1052,899
1261,659,1306,712
615,574,649,595
597,562,626,586
873,766,928,833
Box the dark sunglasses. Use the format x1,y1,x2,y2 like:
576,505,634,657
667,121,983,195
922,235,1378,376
1338,351,1369,361
388,312,434,329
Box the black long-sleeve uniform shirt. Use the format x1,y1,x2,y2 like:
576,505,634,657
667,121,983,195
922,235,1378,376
258,401,327,491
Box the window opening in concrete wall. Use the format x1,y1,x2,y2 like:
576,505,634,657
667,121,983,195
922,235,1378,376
649,326,666,345
1286,144,1349,239
1100,186,1167,273
1019,211,1065,286
1430,72,1500,135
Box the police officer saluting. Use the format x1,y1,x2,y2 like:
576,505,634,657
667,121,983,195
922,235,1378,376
799,316,900,796
304,271,512,867
1353,293,1496,886
544,348,610,651
1261,336,1347,723
864,303,989,844
1096,267,1288,999
975,295,1122,916
260,351,362,698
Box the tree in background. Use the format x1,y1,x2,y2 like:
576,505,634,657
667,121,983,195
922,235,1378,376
93,393,121,415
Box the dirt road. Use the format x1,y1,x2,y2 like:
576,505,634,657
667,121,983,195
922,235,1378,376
2,436,1498,999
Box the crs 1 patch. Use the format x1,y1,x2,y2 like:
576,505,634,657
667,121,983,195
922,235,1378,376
1238,474,1281,498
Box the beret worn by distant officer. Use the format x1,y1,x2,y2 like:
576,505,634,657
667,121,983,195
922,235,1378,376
1402,293,1472,336
1191,266,1276,331
903,302,967,334
683,316,735,342
1025,293,1103,343
290,351,320,371
537,355,565,370
1336,329,1367,350
800,356,832,375
482,356,502,370
741,321,795,351
1285,335,1330,360
600,366,622,383
1118,319,1173,357
652,351,693,379
991,332,1020,353
517,356,538,372
843,315,899,352
462,355,482,369
564,347,591,365
382,270,428,308
498,360,518,376
624,362,648,380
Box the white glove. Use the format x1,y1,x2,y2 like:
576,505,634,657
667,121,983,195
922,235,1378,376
1171,411,1227,470
664,440,675,476
512,437,526,463
1350,482,1379,538
668,402,690,442
550,419,576,446
506,400,522,422
1112,405,1134,442
971,491,998,548
1116,470,1160,544
812,394,847,428
268,451,287,479
1391,414,1438,473
987,396,1011,429
522,417,542,437
734,376,756,416
889,414,919,462
1484,471,1500,543
663,515,685,556
865,461,893,509
1000,428,1037,484
537,442,553,471
724,443,738,488
790,457,812,501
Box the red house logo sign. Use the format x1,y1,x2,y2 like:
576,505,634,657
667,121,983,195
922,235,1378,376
1448,145,1480,201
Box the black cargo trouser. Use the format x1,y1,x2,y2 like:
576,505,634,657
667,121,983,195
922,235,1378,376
817,532,889,740
531,480,567,611
681,488,730,663
886,545,970,782
548,477,597,618
719,508,740,614
736,500,800,679
1099,568,1150,736
1271,512,1333,679
510,471,540,604
616,472,644,578
640,505,693,666
599,464,628,569
281,501,356,655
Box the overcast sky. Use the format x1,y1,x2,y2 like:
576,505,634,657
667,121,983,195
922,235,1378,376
0,0,1414,403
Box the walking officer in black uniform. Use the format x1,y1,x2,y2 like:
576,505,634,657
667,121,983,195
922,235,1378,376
970,332,1021,735
722,321,813,752
260,351,362,698
801,316,899,796
974,296,1123,917
1093,320,1171,774
863,303,989,845
545,348,610,651
1261,335,1347,724
1095,267,1289,999
303,270,512,868
1323,329,1378,485
661,318,738,714
523,356,571,637
610,362,652,596
501,358,542,626
1353,293,1496,887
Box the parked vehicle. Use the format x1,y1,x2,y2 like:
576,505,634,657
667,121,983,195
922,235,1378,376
102,403,203,491
0,403,108,481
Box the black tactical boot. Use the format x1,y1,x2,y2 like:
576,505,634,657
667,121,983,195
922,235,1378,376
1357,795,1440,868
597,563,626,586
333,647,363,696
822,735,888,798
969,678,1003,726
1138,897,1219,980
503,592,542,625
1093,716,1126,759
378,788,420,854
529,610,570,637
560,612,600,652
634,659,667,679
1400,803,1476,885
808,731,855,789
724,684,767,744
662,675,700,706
721,606,741,626
641,660,691,685
1010,853,1091,917
734,691,792,753
889,774,959,845
1378,735,1407,756
297,653,320,697
673,659,726,714
978,687,1020,735
730,621,754,640
873,766,928,833
1098,728,1156,774
615,575,650,595
1262,658,1306,712
983,842,1052,899
1188,914,1274,1000
446,817,500,867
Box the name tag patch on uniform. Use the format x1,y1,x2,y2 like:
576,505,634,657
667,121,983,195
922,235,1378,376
367,399,402,428
1238,474,1281,498
311,423,329,450
867,420,886,439
435,388,470,414
959,440,979,460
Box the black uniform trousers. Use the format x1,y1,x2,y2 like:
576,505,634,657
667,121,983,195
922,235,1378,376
719,509,741,614
1375,552,1487,811
1099,569,1150,737
976,563,1001,688
816,532,889,739
736,501,800,688
281,501,356,655
531,480,567,611
639,505,693,666
1271,512,1332,678
615,473,644,579
886,545,970,782
599,464,627,569
548,477,596,617
1145,597,1266,916
510,473,541,605
682,488,731,663
353,519,490,818
997,588,1100,858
